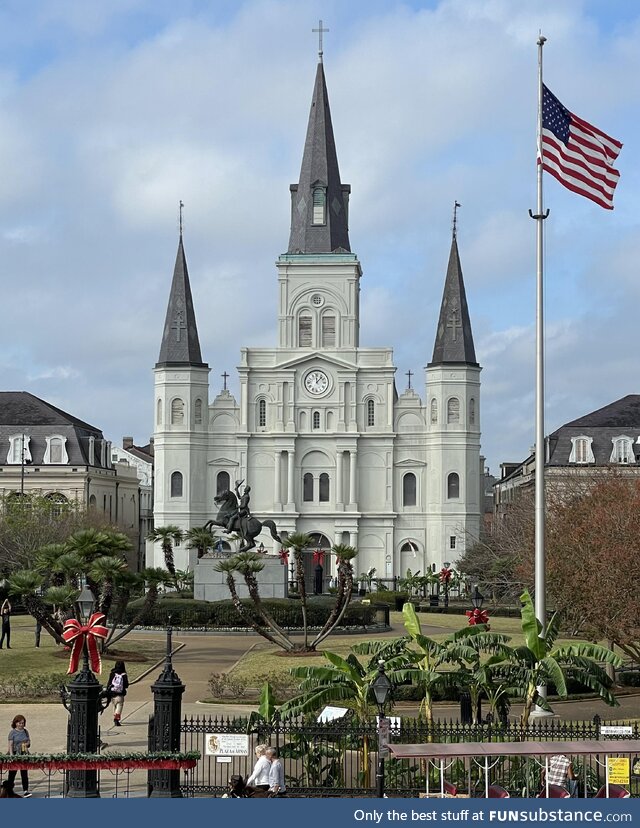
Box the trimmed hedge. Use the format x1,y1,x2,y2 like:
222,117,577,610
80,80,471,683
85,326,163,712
117,596,378,629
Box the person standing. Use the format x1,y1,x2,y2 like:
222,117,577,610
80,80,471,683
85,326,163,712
107,661,129,727
7,714,32,796
266,747,286,797
246,744,271,792
0,599,11,649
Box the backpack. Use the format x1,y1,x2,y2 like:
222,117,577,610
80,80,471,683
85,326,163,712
110,672,124,694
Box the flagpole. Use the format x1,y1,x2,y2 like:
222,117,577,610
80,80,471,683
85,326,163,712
530,36,549,667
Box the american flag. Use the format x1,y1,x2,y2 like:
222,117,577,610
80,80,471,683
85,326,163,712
539,84,622,210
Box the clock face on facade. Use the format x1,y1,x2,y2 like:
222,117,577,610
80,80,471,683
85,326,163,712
304,370,329,395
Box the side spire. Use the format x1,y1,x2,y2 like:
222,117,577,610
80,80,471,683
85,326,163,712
287,55,351,254
430,210,477,366
156,218,207,368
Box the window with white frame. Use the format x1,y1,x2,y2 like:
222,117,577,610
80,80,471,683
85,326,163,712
257,399,267,428
44,435,68,465
170,398,184,425
298,315,312,347
157,399,162,425
170,471,183,498
450,536,457,550
402,472,417,507
303,473,314,502
469,398,476,425
321,315,336,347
367,399,375,427
312,411,321,430
430,398,438,424
319,473,330,502
569,435,595,464
194,398,203,425
7,434,32,464
610,436,634,464
447,397,460,423
447,472,460,499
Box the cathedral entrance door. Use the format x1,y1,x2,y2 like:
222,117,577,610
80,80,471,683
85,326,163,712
307,532,332,594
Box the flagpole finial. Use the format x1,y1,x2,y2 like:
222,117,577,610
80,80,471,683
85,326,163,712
537,33,547,46
452,201,461,239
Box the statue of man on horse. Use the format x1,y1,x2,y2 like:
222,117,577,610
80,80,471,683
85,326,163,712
204,480,281,554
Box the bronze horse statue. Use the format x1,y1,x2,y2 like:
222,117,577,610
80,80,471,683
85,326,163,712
204,489,281,554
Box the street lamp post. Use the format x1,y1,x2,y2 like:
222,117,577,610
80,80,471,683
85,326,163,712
471,584,484,611
371,660,392,799
65,585,103,798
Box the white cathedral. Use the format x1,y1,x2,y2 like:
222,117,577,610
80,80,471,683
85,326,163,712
150,56,482,583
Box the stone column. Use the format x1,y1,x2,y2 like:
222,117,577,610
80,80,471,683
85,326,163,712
274,451,281,505
349,451,357,505
336,451,343,504
287,451,295,505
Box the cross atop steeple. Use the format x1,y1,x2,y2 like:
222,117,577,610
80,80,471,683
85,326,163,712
452,200,461,239
222,371,229,391
406,369,413,390
312,19,329,62
179,200,184,237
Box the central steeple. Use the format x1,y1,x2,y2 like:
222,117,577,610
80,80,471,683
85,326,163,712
287,58,351,254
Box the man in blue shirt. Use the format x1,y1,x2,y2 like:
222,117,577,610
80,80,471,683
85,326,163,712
266,747,286,797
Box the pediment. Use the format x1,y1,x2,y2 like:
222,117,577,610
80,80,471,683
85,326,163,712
208,457,239,466
395,458,426,468
276,352,356,371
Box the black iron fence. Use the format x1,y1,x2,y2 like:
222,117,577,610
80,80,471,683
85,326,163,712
179,714,640,797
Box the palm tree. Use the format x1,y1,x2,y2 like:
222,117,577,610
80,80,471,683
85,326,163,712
6,570,65,643
185,527,215,559
33,543,67,586
281,532,311,645
89,554,128,618
147,525,183,576
105,567,171,648
310,544,357,648
503,590,622,728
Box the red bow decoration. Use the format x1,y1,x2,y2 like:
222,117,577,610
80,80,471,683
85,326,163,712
278,549,289,565
313,550,325,567
62,612,108,674
466,608,490,629
439,567,452,584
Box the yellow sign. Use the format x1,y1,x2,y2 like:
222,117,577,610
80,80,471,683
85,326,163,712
607,757,630,785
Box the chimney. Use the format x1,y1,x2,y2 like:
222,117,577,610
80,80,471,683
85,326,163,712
123,436,134,450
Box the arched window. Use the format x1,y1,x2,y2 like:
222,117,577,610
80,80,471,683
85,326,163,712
216,471,230,495
447,397,460,423
194,399,203,425
171,398,184,425
611,437,633,464
447,472,460,499
403,473,417,507
312,411,321,430
46,492,68,518
312,187,326,225
298,315,312,347
303,473,314,502
157,399,162,425
319,473,330,502
401,541,418,555
469,398,475,425
367,399,375,427
258,399,267,428
321,315,336,347
430,398,438,424
170,471,183,498
45,436,67,464
88,494,97,509
569,436,594,464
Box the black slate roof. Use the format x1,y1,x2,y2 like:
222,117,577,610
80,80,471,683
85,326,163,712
156,236,207,368
287,60,351,254
547,395,640,466
429,235,477,367
0,391,109,467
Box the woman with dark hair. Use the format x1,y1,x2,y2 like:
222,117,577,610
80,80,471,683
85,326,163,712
106,661,129,727
7,714,31,796
0,599,11,649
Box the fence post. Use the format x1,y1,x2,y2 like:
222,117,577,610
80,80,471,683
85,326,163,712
148,622,185,797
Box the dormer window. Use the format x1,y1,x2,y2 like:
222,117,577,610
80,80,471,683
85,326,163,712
312,187,326,225
7,435,32,464
44,435,68,465
610,436,634,464
569,435,595,464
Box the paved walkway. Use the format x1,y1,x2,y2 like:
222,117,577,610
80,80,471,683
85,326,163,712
6,624,640,796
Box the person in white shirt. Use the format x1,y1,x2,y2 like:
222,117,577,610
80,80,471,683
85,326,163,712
246,744,271,791
266,747,286,796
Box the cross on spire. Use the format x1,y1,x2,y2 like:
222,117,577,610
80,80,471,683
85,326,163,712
179,200,184,237
312,19,329,62
447,308,462,341
172,311,187,342
222,371,229,391
406,369,413,390
452,200,461,239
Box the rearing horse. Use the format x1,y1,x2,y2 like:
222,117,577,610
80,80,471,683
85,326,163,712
204,490,281,553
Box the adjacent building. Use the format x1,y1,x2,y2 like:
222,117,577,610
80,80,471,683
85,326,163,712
151,56,483,579
0,391,141,568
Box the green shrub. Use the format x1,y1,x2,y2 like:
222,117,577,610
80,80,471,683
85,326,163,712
618,671,640,687
0,672,69,700
371,590,409,607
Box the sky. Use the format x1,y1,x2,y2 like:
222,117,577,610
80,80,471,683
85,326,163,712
0,0,639,475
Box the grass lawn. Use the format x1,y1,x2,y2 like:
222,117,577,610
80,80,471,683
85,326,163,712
0,615,168,688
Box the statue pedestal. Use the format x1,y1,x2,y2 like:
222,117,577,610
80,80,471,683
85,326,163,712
194,554,288,602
